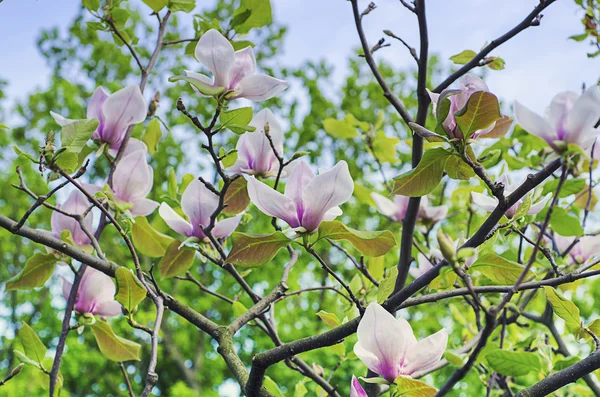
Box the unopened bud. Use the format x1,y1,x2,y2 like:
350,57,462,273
383,29,393,36
311,363,325,378
10,363,24,378
437,230,456,264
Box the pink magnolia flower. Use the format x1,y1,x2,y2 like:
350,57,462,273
354,303,447,382
62,267,121,317
246,160,353,233
555,234,600,264
515,86,600,151
350,376,368,397
111,149,158,216
471,176,550,218
51,190,93,246
159,179,242,240
371,193,447,223
184,29,288,101
51,85,147,155
227,109,283,177
428,75,495,140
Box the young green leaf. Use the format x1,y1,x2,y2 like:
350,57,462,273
392,148,451,197
114,267,147,313
60,118,99,154
550,207,584,236
316,220,396,257
143,0,168,12
444,155,476,180
227,232,291,268
392,375,437,397
449,49,476,65
131,216,175,257
377,267,398,304
168,0,196,12
6,253,58,291
220,107,253,129
18,323,47,366
316,310,340,327
454,92,502,137
322,118,358,139
168,75,224,96
233,0,273,34
158,241,196,279
91,321,141,362
485,349,542,377
142,119,162,155
471,254,527,285
544,286,581,331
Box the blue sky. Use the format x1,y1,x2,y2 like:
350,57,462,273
0,0,599,115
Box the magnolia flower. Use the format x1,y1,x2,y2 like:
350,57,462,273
159,179,242,240
247,160,353,233
354,303,447,382
555,234,600,264
62,267,121,317
515,86,600,151
471,176,550,218
110,149,158,216
51,85,147,155
371,193,447,223
183,29,288,101
227,109,283,177
410,251,439,279
350,376,368,397
51,190,93,246
428,74,495,140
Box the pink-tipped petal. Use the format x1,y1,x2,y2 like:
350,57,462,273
350,376,368,397
194,29,235,87
159,203,193,237
181,180,219,231
213,214,243,239
514,101,555,145
547,91,578,140
100,85,147,148
471,192,498,213
579,236,600,261
51,190,93,246
301,161,353,232
236,74,288,102
251,108,284,156
403,328,448,375
246,176,300,228
229,46,257,88
76,267,117,315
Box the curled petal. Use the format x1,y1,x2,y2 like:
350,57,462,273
350,376,368,397
301,161,353,232
235,74,288,102
159,203,193,237
100,85,147,148
87,86,109,122
213,214,243,239
403,328,448,375
184,70,219,97
50,111,76,127
322,206,343,222
94,301,122,317
195,29,235,87
247,177,300,228
76,267,117,315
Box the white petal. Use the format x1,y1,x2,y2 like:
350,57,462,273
184,70,217,97
130,198,159,217
87,86,110,120
229,46,257,88
566,86,600,149
403,328,448,375
285,161,315,210
113,150,153,203
250,108,284,156
236,74,288,102
181,179,219,229
246,176,300,228
471,192,498,212
159,202,193,237
322,206,343,222
194,29,235,87
371,192,398,219
514,101,555,145
100,85,147,148
213,215,242,239
50,111,76,127
528,194,551,215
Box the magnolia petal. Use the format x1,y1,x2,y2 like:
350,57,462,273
410,253,435,279
471,192,498,212
159,202,193,237
514,101,555,145
547,91,578,139
100,85,147,148
419,203,448,223
528,194,551,215
350,376,368,397
195,29,235,87
566,86,600,149
236,74,288,102
62,277,73,301
285,161,315,211
301,161,353,232
554,234,575,254
579,236,600,261
354,303,409,381
251,108,284,155
184,70,218,97
52,190,92,246
403,328,448,375
427,89,440,109
94,301,122,317
371,192,399,220
50,111,76,127
246,176,300,227
460,74,489,93
181,180,219,230
213,214,243,239
322,206,343,222
77,267,117,315
229,46,257,88
87,86,110,121
113,150,153,203
130,198,159,217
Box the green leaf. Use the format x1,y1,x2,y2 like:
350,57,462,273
512,194,532,221
445,155,475,180
131,216,175,258
550,207,584,237
233,0,272,34
392,148,451,197
0,123,9,129
294,379,309,397
52,151,79,173
5,253,58,291
316,310,340,327
569,33,589,42
61,118,99,154
455,91,502,137
114,268,147,313
367,256,385,281
317,220,396,257
167,0,196,12
471,254,527,285
91,321,141,362
322,118,358,138
392,375,437,397
542,178,586,198
168,75,224,96
18,323,47,366
372,130,400,163
377,267,398,304
443,351,465,367
158,241,196,279
544,286,581,331
487,57,505,71
223,177,250,215
227,232,291,268
143,0,168,12
486,349,542,377
449,49,476,65
221,149,238,168
220,107,253,130
553,356,580,371
13,350,42,369
142,119,162,155
13,145,39,163
82,0,100,10
353,183,376,207
232,301,248,317
263,376,284,397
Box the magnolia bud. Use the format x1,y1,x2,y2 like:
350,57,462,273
437,230,456,264
10,363,24,378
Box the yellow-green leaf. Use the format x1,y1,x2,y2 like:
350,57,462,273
158,241,196,279
485,349,542,377
227,232,291,268
392,148,451,197
393,375,437,397
91,321,141,362
131,216,174,258
544,286,581,331
316,310,340,327
455,91,502,137
142,119,162,155
317,220,396,257
18,323,47,366
114,267,147,313
223,177,250,215
471,254,528,285
6,253,58,291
